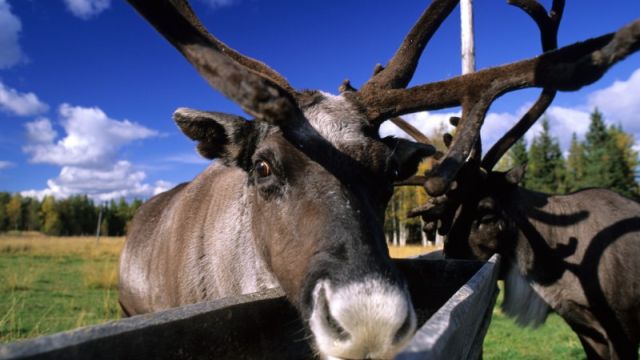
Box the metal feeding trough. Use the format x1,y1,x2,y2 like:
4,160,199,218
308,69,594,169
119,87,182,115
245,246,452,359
0,254,500,360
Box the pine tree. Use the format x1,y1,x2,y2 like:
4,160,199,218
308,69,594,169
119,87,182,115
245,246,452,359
510,137,529,166
607,125,639,199
610,124,640,174
525,117,565,193
0,192,10,231
565,133,587,192
582,109,639,198
583,108,611,189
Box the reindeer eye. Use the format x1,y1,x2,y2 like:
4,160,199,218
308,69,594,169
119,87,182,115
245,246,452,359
255,160,272,177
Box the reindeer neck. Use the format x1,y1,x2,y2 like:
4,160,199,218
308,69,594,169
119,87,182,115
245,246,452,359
498,186,571,286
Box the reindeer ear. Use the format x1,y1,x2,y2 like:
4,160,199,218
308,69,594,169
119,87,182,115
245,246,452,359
173,108,257,168
505,164,527,185
383,137,436,180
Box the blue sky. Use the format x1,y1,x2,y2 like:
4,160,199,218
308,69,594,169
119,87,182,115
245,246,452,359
0,0,638,201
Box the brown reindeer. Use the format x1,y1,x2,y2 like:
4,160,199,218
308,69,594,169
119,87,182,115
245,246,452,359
403,2,640,359
120,0,640,358
437,165,640,359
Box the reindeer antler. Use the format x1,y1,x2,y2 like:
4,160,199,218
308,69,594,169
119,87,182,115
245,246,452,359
360,0,460,93
353,0,639,195
482,0,564,170
127,0,299,125
399,1,639,241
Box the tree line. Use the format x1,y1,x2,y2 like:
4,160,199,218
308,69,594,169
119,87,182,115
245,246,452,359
385,108,639,246
510,108,639,199
0,194,143,236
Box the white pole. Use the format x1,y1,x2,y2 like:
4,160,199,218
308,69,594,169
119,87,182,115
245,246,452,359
96,202,103,244
460,0,476,75
433,0,476,248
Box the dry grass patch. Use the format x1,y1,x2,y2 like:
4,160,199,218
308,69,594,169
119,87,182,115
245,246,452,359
388,244,441,258
82,262,119,290
0,233,124,259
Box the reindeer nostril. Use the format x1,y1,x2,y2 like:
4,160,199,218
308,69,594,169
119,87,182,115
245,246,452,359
324,305,350,341
393,307,414,345
317,285,350,341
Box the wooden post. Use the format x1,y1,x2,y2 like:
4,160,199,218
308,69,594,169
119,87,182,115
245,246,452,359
460,0,476,75
95,203,103,244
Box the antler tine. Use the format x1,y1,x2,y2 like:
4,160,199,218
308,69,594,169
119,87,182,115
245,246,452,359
482,89,555,169
482,0,564,170
364,18,640,195
425,91,493,195
389,117,438,146
508,0,564,50
146,0,294,94
204,36,295,96
127,0,299,124
359,0,459,97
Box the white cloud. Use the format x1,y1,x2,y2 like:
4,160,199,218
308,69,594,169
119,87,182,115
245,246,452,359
481,111,520,150
63,0,111,20
0,82,49,116
25,117,57,143
537,106,591,149
380,110,522,152
0,160,14,169
379,111,458,141
22,104,171,201
588,67,640,134
0,0,26,69
24,104,157,167
21,161,174,202
165,153,210,165
152,180,174,195
523,69,640,152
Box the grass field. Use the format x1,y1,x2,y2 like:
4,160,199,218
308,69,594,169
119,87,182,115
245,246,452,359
0,233,123,342
0,234,583,358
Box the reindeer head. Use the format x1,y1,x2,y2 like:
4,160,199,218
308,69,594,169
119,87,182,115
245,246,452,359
126,1,451,358
443,166,525,261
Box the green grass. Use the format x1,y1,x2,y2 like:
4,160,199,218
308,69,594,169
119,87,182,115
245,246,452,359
0,235,585,359
483,283,584,359
0,234,123,343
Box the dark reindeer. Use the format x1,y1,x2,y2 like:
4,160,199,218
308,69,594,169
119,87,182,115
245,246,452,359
435,165,640,359
401,1,640,359
120,0,640,358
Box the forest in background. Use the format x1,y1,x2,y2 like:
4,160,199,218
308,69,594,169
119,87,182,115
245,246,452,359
0,194,142,236
384,108,640,246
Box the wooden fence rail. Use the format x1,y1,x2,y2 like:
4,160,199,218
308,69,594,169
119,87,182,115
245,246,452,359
397,254,500,359
0,255,500,360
